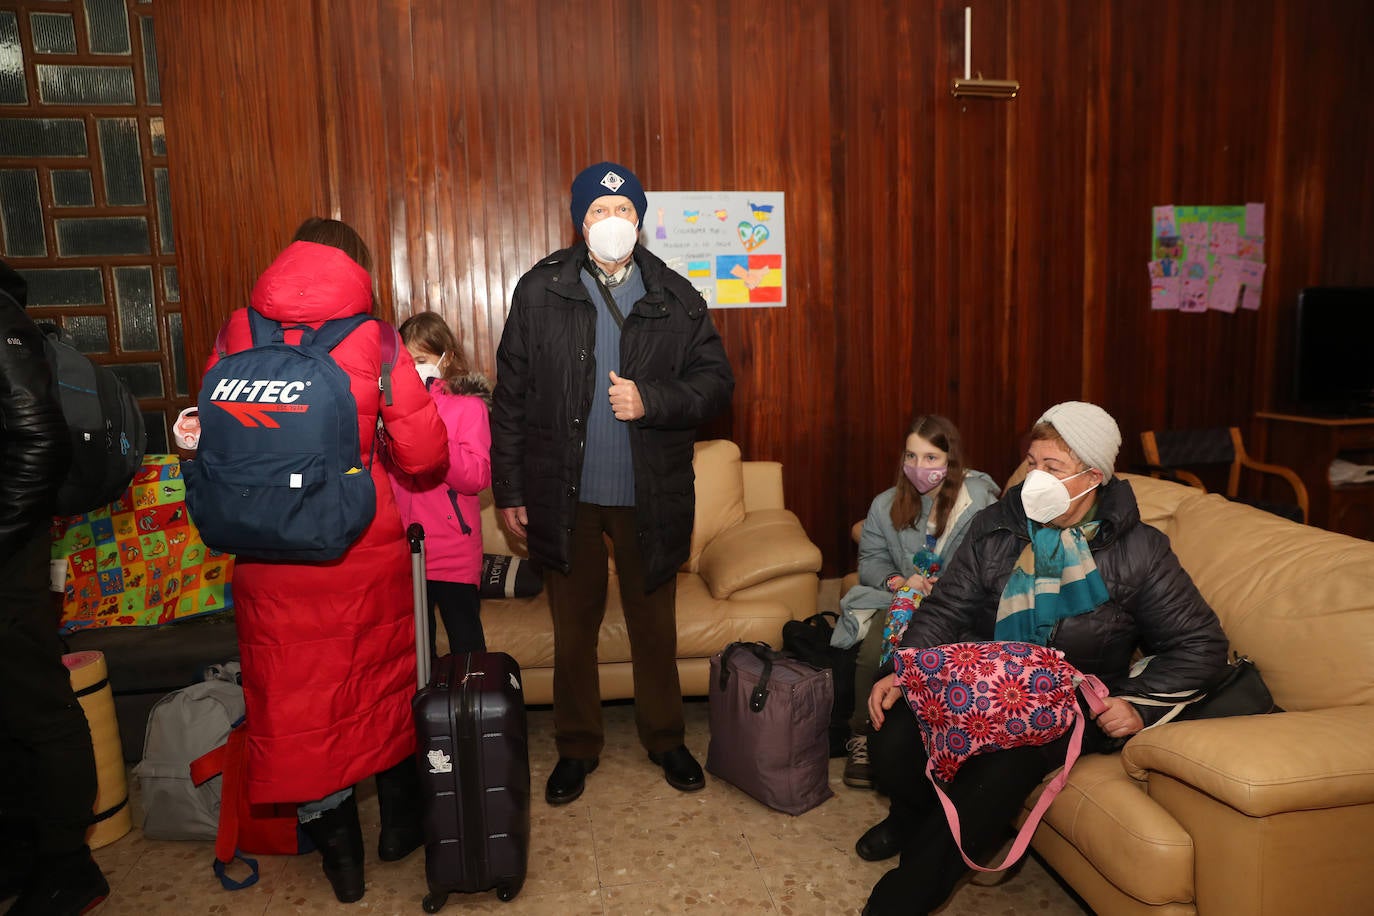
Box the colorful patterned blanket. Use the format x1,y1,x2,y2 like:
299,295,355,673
52,455,234,633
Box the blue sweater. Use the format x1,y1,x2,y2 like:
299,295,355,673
576,265,644,506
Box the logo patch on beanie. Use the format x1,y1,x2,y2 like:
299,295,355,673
600,171,625,192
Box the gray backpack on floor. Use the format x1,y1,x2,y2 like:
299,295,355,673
134,663,243,841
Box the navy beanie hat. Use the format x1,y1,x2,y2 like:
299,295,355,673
570,162,647,233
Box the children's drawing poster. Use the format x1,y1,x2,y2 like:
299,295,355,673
642,191,785,308
1149,203,1265,313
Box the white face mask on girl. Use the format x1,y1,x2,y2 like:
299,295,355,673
1020,468,1098,524
414,353,447,385
584,216,638,263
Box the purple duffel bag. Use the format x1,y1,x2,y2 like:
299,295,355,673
706,641,834,815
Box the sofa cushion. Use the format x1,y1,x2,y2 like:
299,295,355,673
1029,753,1194,905
684,439,746,573
1162,490,1374,712
476,573,792,673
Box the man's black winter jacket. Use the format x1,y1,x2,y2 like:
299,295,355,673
491,243,734,590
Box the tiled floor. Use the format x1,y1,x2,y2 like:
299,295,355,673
82,698,1092,915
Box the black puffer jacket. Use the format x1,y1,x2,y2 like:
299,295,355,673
491,243,734,590
896,477,1228,713
1,263,71,561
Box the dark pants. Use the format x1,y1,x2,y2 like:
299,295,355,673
0,531,98,855
849,615,887,735
545,502,683,759
865,696,1079,915
429,580,484,655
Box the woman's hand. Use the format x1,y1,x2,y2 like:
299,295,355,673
1093,696,1145,739
867,673,903,730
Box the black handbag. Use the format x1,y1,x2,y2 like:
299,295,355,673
1131,654,1279,724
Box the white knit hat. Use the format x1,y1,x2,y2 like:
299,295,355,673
1038,401,1122,480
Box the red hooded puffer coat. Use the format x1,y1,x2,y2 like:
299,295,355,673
204,241,447,804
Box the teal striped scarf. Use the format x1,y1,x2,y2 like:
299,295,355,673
994,520,1108,645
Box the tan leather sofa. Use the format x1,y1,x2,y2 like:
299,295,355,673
1027,473,1374,916
444,439,823,705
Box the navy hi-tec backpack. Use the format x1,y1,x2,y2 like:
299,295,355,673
185,308,394,562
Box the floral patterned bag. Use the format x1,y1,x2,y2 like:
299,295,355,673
893,641,1108,871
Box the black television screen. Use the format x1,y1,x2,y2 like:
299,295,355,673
1294,287,1374,415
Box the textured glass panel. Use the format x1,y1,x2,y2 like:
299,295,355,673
143,411,167,455
36,64,136,105
55,217,150,256
163,264,179,302
154,167,173,253
0,119,88,157
110,362,162,398
140,17,159,105
149,116,165,156
114,266,157,351
168,312,186,396
19,267,103,306
1,12,25,105
51,168,94,206
0,170,47,257
64,314,110,353
98,118,145,205
84,0,131,55
31,13,77,54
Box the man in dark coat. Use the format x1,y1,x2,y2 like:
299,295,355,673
0,260,110,914
491,162,734,805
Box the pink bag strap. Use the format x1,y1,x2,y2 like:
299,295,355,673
932,673,1108,873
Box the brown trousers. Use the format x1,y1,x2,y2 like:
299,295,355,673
544,502,684,758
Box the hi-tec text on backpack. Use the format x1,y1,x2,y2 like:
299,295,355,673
184,308,396,561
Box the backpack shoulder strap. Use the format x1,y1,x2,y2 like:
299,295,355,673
303,314,374,353
378,321,399,406
243,307,288,350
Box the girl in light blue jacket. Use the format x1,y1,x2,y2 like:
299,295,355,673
836,414,1000,789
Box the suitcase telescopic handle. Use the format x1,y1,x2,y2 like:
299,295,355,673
409,523,430,688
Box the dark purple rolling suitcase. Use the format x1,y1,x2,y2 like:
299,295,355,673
407,525,530,912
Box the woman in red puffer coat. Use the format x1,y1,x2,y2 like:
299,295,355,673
200,218,447,902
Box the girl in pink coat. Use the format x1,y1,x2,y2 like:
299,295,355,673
387,311,492,654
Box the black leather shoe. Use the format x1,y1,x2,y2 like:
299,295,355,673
545,757,598,806
648,745,705,792
855,815,903,862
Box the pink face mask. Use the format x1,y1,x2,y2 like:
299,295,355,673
903,464,947,494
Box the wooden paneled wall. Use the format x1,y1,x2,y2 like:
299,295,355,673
155,0,1374,573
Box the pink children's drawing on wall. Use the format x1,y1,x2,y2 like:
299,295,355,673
1210,222,1240,257
1180,277,1209,313
1181,222,1209,258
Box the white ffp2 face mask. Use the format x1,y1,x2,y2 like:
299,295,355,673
584,216,638,263
414,353,446,385
1020,468,1097,524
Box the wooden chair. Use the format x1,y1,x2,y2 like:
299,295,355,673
1139,427,1310,523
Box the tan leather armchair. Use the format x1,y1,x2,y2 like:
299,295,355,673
448,440,822,705
1025,473,1374,916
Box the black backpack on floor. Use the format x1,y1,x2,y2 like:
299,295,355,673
782,612,861,757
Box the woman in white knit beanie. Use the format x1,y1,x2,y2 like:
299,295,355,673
856,399,1227,916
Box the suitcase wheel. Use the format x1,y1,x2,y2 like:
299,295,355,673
422,892,447,913
497,879,522,902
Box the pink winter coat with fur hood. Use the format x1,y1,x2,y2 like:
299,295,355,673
387,373,492,584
